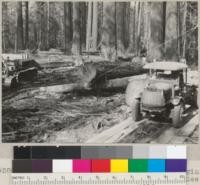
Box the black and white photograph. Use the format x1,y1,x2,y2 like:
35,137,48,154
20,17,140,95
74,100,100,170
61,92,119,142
1,1,199,143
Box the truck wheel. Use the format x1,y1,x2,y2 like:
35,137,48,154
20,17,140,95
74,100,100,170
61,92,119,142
172,104,184,128
132,99,141,121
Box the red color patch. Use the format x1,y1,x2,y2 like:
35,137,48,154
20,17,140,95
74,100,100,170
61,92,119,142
91,160,110,172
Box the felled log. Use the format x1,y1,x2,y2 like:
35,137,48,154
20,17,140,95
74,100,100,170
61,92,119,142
36,57,146,94
80,57,146,88
37,75,147,96
38,83,81,93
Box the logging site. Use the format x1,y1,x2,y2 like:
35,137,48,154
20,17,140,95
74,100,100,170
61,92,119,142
1,1,199,143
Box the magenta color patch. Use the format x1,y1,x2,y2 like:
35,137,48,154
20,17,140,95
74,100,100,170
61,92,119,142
73,160,91,172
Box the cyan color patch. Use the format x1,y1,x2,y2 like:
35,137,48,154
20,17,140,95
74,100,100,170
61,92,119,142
148,159,165,172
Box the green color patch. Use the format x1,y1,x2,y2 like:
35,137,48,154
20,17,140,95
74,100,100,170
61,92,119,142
128,159,148,172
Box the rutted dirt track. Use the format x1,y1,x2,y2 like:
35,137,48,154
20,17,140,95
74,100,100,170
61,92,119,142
2,55,199,143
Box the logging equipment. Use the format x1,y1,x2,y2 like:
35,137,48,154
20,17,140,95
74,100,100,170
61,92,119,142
126,61,198,128
2,57,39,89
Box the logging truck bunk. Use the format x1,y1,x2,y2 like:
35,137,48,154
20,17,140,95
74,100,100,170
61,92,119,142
126,60,198,128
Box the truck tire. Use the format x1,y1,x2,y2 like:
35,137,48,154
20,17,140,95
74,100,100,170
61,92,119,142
172,104,184,128
132,99,141,121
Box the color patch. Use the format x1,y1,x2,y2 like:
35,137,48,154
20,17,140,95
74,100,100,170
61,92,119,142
31,146,81,159
73,160,91,173
53,160,72,173
148,159,165,172
32,160,52,173
91,160,110,172
167,146,186,159
166,159,187,172
149,146,166,159
128,159,148,172
132,146,149,159
81,146,132,159
114,146,132,159
12,160,32,173
14,147,31,159
111,159,128,173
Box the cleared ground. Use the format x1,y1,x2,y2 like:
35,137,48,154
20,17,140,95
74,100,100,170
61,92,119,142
2,54,199,143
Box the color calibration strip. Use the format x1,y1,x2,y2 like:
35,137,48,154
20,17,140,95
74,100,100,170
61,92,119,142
14,145,186,159
12,159,187,173
13,145,187,173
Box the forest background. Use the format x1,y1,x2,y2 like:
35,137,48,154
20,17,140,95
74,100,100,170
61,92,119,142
2,1,198,68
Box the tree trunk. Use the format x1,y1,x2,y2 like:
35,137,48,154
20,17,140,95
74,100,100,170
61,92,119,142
134,2,138,53
86,2,92,51
92,2,98,50
36,2,48,51
114,2,117,57
86,2,98,51
24,2,29,49
97,2,103,48
37,2,41,50
64,2,73,54
128,3,135,52
143,2,151,56
125,3,130,49
101,2,116,61
80,2,87,51
64,2,67,53
2,2,9,52
71,2,81,55
177,2,181,57
165,2,178,60
149,2,165,60
181,2,187,58
47,2,50,50
116,2,130,53
116,2,126,56
16,2,24,50
136,2,142,55
162,2,166,54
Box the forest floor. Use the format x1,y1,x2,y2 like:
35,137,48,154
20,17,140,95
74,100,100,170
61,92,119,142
2,53,199,143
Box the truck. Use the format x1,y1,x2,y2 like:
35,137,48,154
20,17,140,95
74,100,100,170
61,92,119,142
125,61,198,128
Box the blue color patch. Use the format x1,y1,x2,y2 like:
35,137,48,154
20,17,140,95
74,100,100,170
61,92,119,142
148,159,165,172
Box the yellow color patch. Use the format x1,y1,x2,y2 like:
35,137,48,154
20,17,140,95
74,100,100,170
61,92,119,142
111,159,128,172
